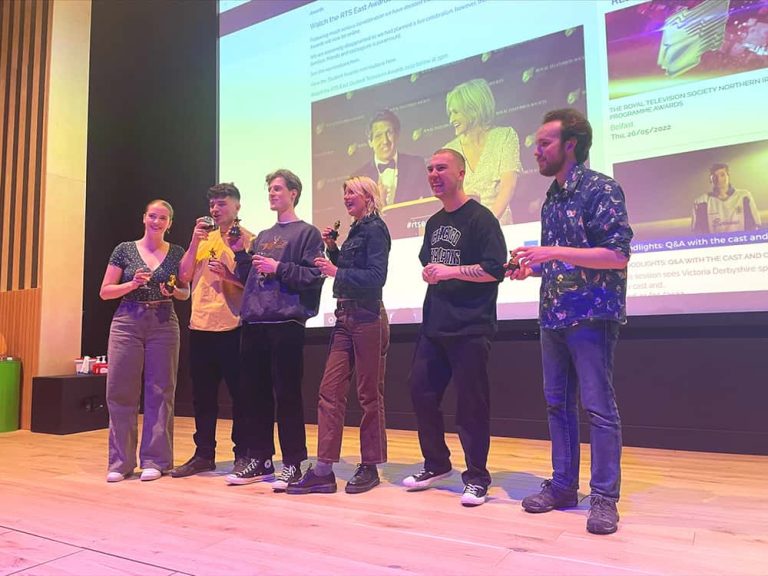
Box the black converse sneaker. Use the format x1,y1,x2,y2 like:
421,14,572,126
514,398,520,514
272,464,302,492
460,483,488,507
402,468,452,491
226,458,275,485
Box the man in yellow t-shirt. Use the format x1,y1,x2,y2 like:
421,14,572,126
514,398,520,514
171,183,254,478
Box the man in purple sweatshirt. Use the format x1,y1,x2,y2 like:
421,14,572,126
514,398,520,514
227,169,324,491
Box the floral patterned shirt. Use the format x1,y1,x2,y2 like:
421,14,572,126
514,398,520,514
539,164,633,329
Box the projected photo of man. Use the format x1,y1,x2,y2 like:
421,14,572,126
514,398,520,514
692,162,762,234
353,109,431,207
443,79,522,225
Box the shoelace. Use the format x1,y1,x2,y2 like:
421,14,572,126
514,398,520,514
277,466,297,481
238,459,260,476
589,494,616,511
464,484,483,496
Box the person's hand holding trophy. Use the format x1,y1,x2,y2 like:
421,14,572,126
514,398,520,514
191,215,217,245
315,221,341,278
132,266,152,293
207,247,228,278
160,273,177,297
504,249,533,281
321,220,341,250
225,217,246,252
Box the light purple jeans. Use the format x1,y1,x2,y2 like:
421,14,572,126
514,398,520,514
107,300,179,474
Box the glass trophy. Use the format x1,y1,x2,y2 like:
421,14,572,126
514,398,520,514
200,215,218,231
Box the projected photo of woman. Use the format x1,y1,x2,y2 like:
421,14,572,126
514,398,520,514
443,78,523,224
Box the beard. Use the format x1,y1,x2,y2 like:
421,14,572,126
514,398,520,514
538,146,567,177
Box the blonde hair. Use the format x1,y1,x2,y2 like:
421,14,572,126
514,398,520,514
446,78,496,130
145,199,174,220
343,176,382,218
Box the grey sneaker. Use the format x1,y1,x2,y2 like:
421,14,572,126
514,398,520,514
226,458,275,485
272,464,302,492
587,495,619,535
521,479,578,513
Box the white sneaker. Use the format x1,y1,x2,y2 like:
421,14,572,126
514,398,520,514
140,468,162,482
272,464,302,492
106,471,126,483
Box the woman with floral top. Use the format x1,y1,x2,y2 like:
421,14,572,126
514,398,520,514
99,199,189,483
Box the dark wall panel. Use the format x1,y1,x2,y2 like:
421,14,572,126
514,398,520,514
83,0,218,398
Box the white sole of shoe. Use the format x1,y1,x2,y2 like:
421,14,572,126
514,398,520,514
403,470,453,491
226,473,275,485
460,494,486,507
140,469,162,482
106,472,126,483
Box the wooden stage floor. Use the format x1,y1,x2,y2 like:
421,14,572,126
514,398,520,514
1,417,766,576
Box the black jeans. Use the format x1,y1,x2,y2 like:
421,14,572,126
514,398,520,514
189,328,246,460
240,321,308,466
409,333,492,488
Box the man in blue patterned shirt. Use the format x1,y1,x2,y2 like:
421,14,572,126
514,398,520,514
508,108,633,535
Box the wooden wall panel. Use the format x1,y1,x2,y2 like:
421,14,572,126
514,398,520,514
0,0,52,429
0,288,41,428
1,0,51,293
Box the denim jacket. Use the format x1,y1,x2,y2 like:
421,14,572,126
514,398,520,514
328,212,391,301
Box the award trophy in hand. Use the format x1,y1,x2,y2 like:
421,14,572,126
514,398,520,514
328,220,341,241
135,266,152,295
164,274,177,294
228,217,242,239
507,251,520,274
254,249,269,287
200,216,218,231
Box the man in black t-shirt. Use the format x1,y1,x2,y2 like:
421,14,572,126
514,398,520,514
402,148,507,507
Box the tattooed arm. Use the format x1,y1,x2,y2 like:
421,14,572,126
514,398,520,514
422,263,498,284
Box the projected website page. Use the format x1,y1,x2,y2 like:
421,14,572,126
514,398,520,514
219,0,768,327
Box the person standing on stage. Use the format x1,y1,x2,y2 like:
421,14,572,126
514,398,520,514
226,169,324,489
171,183,254,478
100,199,189,482
508,108,633,535
287,176,391,495
402,148,507,507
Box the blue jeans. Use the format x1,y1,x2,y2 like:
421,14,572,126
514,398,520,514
540,320,621,500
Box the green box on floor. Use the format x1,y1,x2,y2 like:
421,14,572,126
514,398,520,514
0,358,21,432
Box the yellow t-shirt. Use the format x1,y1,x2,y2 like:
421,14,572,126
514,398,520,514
189,228,254,331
